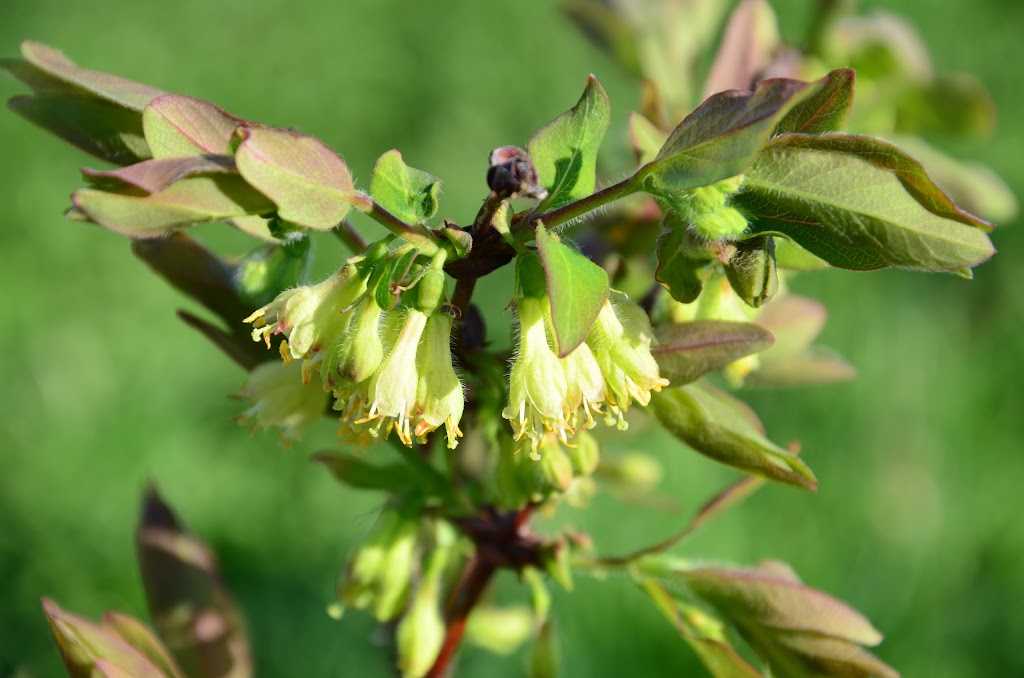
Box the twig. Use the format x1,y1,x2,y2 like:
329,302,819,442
331,219,367,253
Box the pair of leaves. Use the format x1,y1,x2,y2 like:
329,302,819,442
641,559,898,678
649,382,816,491
42,488,251,678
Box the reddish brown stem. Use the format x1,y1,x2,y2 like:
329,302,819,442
425,555,497,678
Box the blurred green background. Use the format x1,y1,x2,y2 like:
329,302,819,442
1,0,1021,675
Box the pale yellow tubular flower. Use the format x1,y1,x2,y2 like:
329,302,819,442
502,297,571,450
335,311,404,446
560,340,604,431
319,296,385,393
244,262,368,365
413,312,465,449
237,360,329,441
586,291,669,429
360,308,428,446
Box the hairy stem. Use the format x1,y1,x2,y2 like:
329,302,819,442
362,198,441,254
512,176,641,232
331,219,367,253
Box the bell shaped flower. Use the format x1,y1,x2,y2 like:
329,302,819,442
560,340,604,431
586,291,669,429
412,312,464,449
359,308,429,446
502,296,571,449
245,262,368,363
318,296,386,393
236,360,328,441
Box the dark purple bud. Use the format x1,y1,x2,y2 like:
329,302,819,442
486,145,547,200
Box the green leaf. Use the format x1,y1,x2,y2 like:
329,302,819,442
41,600,169,678
82,156,236,193
649,383,817,490
678,565,883,645
235,126,360,230
535,224,610,357
639,76,814,196
527,74,611,210
653,320,774,385
136,486,252,678
8,93,151,164
738,134,995,271
772,69,855,136
143,94,243,158
312,451,421,493
12,41,164,111
773,238,827,271
102,613,184,678
701,0,780,98
889,135,1017,223
628,111,667,167
72,173,274,237
655,228,713,304
640,580,765,678
369,149,442,226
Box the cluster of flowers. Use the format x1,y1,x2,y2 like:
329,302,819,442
504,266,669,454
240,243,465,449
239,244,669,454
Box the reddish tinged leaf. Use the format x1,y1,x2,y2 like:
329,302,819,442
702,0,780,98
769,631,900,678
83,156,236,194
235,126,360,230
8,93,151,164
136,486,253,678
103,612,184,678
679,566,884,645
143,95,245,158
17,41,164,111
763,133,992,230
640,580,765,678
640,76,814,194
72,174,274,237
41,599,168,678
653,320,774,386
649,383,815,489
773,69,856,135
739,135,996,272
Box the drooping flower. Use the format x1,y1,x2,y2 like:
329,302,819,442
560,340,604,431
358,308,429,446
502,296,571,449
586,291,669,429
318,296,385,393
413,312,464,448
244,262,368,364
237,360,329,441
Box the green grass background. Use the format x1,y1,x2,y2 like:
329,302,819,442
1,0,1022,675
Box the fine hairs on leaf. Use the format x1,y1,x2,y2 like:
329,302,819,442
4,1,1008,676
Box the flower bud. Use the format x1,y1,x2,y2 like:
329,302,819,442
566,430,600,477
395,567,445,678
339,505,421,622
517,434,575,502
236,360,328,441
